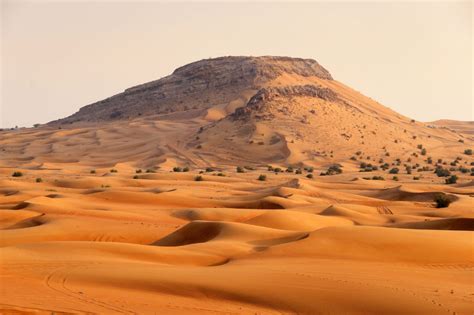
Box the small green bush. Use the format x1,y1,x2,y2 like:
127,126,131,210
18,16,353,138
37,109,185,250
135,169,142,173
435,167,450,177
35,177,43,183
306,174,313,179
434,193,453,208
194,175,203,181
421,148,427,156
205,167,214,172
110,169,118,173
183,167,190,172
464,149,473,155
12,171,23,177
258,174,267,181
173,167,182,172
236,166,245,173
389,168,399,174
392,176,399,181
445,175,458,185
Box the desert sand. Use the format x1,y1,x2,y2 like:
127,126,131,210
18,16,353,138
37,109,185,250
1,57,473,314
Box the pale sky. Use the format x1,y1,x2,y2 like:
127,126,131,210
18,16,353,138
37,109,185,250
1,0,472,128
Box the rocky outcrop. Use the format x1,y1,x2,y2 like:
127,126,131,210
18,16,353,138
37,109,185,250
232,85,338,120
50,56,333,124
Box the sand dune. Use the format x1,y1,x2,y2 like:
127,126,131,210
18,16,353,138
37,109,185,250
1,167,473,314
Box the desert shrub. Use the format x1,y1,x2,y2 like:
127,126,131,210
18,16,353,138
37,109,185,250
196,145,202,149
385,152,390,157
417,144,423,149
445,175,458,184
273,167,282,173
194,175,203,181
295,169,302,174
205,167,214,172
426,157,433,164
380,163,390,171
173,167,182,172
258,174,266,181
392,176,399,181
133,175,139,179
464,149,473,155
236,166,245,173
286,166,294,173
458,139,464,143
323,164,343,176
267,165,274,171
413,176,420,180
306,174,313,179
405,166,412,174
35,178,42,183
146,169,156,173
355,151,362,156
350,156,357,161
389,167,399,174
434,167,450,177
90,170,96,174
305,167,314,173
244,166,255,171
110,169,118,173
421,148,427,156
434,193,453,208
217,173,225,177
182,167,190,172
258,141,264,145
135,169,142,173
459,167,469,174
12,171,23,177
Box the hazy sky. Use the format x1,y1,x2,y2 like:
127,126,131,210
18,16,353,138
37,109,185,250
1,1,472,128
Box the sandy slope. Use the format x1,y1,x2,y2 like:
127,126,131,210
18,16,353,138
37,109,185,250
1,166,473,314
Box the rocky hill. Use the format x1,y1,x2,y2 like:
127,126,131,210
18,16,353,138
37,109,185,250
2,56,472,169
51,56,332,124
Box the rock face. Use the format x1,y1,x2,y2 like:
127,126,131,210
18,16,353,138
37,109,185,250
232,85,338,120
51,56,333,124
